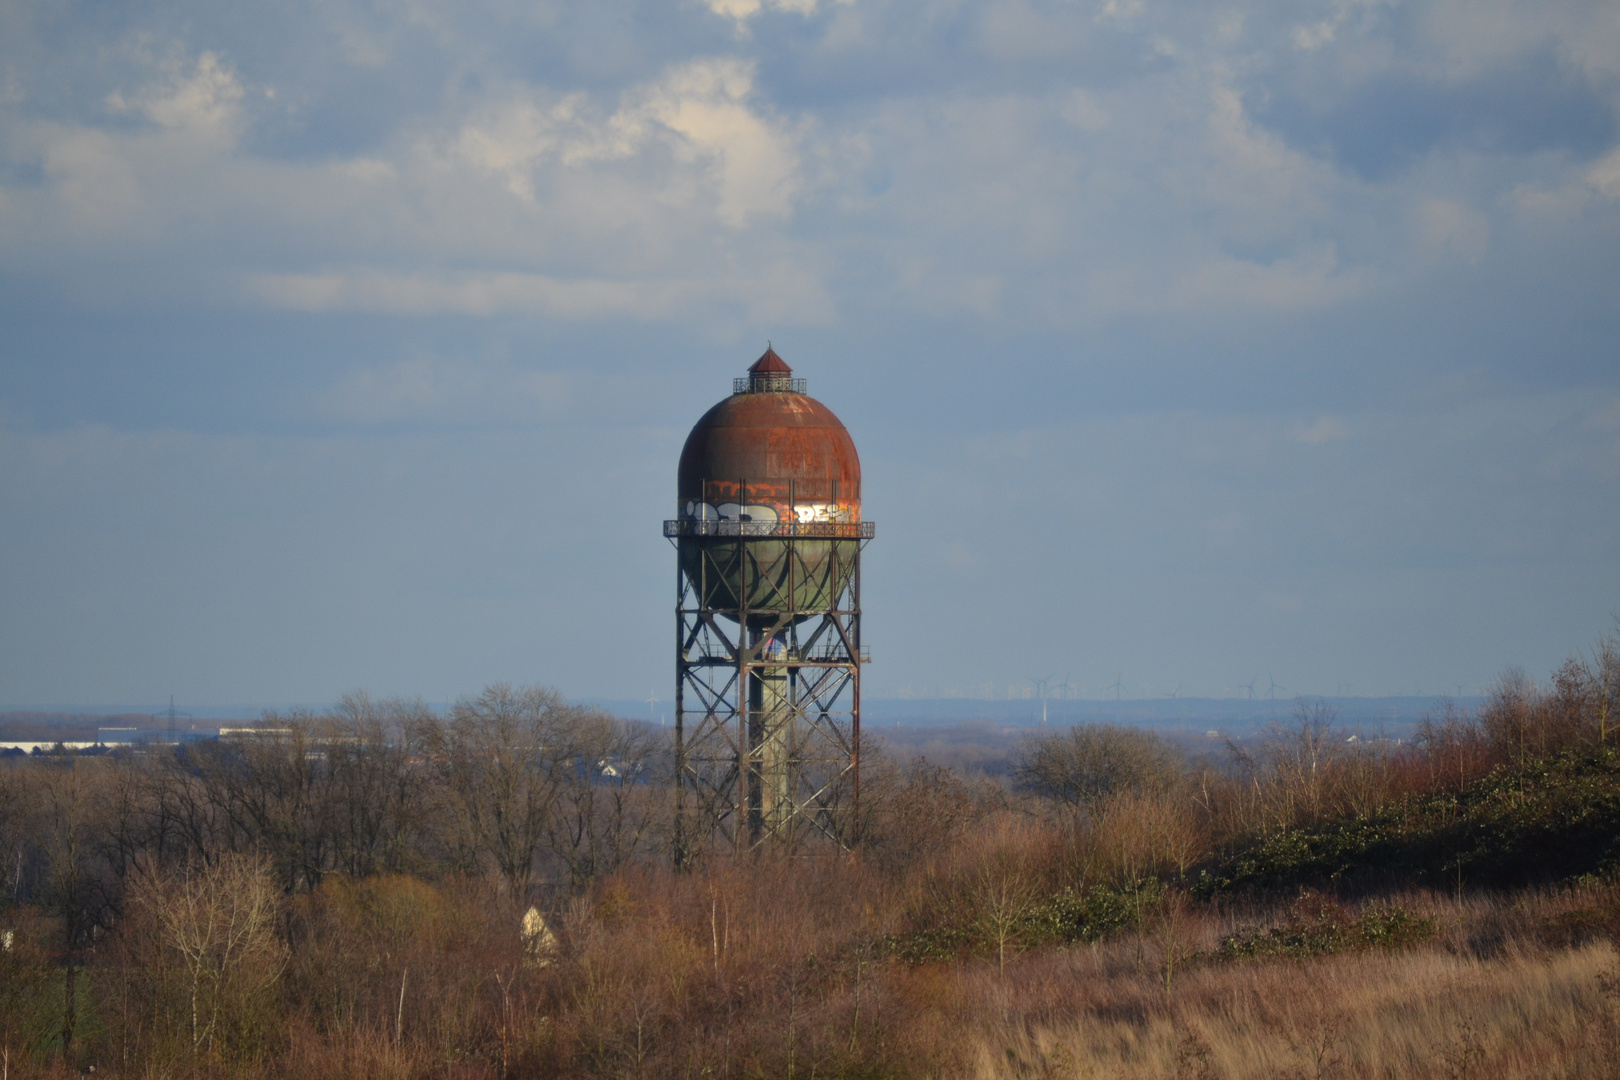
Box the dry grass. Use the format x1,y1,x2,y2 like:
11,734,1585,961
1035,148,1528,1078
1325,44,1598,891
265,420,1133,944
972,941,1619,1080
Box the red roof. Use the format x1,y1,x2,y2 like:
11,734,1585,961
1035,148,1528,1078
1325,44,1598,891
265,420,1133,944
748,346,792,375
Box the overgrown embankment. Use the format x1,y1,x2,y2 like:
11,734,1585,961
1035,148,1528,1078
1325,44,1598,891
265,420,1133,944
1202,747,1620,896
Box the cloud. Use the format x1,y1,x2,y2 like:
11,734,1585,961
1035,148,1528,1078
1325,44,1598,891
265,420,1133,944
40,130,143,234
0,0,1616,341
624,58,803,225
105,52,246,143
1082,244,1367,318
1060,90,1110,133
2,47,827,318
1417,198,1490,262
313,356,571,425
446,57,802,226
251,271,693,318
1294,415,1350,444
702,0,837,28
246,260,835,323
1588,148,1620,198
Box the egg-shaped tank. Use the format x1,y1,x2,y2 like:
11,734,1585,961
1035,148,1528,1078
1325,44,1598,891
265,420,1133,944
673,348,867,626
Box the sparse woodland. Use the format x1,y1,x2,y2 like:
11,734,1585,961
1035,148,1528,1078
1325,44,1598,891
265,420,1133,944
3,635,1620,1079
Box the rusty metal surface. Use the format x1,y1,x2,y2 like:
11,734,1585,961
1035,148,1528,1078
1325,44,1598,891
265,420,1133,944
677,350,862,516
748,346,793,374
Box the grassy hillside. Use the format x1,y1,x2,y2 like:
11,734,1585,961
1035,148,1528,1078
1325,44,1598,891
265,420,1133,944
1202,747,1620,897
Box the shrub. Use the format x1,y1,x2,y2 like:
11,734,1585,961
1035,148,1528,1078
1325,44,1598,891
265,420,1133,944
1014,725,1184,810
1216,892,1436,960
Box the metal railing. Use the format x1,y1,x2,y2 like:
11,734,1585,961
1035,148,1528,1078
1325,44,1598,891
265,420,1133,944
683,646,863,666
664,519,874,539
734,376,807,394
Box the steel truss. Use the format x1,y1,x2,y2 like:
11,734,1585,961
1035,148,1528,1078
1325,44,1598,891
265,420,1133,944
672,533,866,862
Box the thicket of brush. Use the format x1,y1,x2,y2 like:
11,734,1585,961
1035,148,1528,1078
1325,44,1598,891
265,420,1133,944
2,630,1619,1078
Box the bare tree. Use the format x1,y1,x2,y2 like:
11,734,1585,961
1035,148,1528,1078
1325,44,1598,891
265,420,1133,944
182,719,335,891
1479,669,1546,765
35,758,117,1066
859,754,993,873
431,684,582,901
321,693,435,878
1592,630,1620,746
1014,724,1184,811
1417,700,1490,792
132,853,286,1060
0,761,29,908
1227,700,1343,830
543,714,665,886
976,855,1036,975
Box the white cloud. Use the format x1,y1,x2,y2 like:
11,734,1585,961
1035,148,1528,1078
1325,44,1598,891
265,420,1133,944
450,93,599,201
1097,0,1145,26
625,59,803,225
449,59,800,224
1083,244,1366,317
1293,22,1337,51
1060,89,1109,132
0,0,1616,336
702,0,837,28
247,262,836,323
40,130,143,233
106,52,245,144
1294,415,1350,444
314,356,571,424
1587,148,1620,199
1417,198,1489,263
251,270,698,318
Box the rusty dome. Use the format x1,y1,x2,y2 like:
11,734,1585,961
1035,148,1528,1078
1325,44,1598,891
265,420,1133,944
677,347,861,527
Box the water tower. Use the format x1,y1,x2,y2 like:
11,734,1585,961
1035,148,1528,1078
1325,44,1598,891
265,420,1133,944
665,347,874,858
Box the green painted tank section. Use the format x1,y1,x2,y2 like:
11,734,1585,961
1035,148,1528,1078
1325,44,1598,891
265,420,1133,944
679,537,857,627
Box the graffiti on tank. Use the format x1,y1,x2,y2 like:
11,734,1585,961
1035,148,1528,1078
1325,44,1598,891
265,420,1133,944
684,501,779,523
682,501,857,525
792,503,855,525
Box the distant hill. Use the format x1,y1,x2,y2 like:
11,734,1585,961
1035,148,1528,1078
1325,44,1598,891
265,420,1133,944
586,694,1477,738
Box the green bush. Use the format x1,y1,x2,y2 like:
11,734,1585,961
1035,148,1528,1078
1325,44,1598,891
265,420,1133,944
883,879,1163,963
1216,893,1436,960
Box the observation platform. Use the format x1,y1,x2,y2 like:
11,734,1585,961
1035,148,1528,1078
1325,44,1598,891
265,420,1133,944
734,375,807,394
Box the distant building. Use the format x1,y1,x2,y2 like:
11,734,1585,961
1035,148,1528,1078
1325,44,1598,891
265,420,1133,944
97,727,219,745
0,741,99,756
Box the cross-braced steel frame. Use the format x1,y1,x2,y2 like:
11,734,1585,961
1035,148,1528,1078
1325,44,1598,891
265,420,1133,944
666,521,872,863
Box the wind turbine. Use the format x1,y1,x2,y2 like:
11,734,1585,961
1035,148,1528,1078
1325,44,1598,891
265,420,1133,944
1029,675,1054,726
646,692,662,726
1266,673,1287,700
1107,670,1125,701
1241,676,1258,701
1166,682,1182,700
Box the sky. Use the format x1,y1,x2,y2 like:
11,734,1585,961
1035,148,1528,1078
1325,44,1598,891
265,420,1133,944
2,0,1618,709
